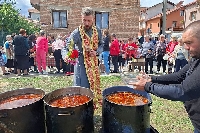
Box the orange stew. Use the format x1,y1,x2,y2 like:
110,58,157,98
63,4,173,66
0,94,43,110
106,92,148,106
50,95,91,108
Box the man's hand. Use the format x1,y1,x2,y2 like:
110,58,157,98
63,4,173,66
89,50,97,57
129,71,152,91
64,55,69,63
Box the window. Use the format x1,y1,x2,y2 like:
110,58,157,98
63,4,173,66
172,21,177,27
52,10,67,28
95,12,109,29
180,10,184,16
150,23,152,29
190,11,197,21
158,23,160,27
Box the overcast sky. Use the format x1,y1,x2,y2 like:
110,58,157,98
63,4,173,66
13,0,195,17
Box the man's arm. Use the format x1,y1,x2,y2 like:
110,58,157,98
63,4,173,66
145,62,200,101
151,64,189,84
66,28,79,50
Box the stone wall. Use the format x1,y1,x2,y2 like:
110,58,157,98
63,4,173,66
37,0,140,40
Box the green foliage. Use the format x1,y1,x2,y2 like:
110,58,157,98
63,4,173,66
0,2,40,35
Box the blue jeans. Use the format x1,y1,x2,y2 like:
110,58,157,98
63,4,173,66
175,59,188,72
194,128,200,133
102,51,110,74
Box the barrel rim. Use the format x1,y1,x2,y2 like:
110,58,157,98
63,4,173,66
103,86,152,106
0,88,45,110
104,91,150,107
43,86,94,108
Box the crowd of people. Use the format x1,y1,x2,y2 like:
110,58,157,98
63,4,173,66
0,6,199,133
100,31,189,75
0,29,73,76
0,28,189,76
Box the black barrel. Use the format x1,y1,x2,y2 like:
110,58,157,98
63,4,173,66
102,86,152,133
44,86,94,133
0,88,45,133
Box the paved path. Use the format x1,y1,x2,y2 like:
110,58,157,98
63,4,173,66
0,61,169,79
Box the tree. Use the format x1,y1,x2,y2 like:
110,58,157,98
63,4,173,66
0,2,40,35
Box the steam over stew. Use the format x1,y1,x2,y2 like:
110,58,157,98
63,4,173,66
50,95,91,108
106,92,148,106
0,94,43,110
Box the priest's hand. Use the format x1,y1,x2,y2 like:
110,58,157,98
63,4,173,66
89,49,97,57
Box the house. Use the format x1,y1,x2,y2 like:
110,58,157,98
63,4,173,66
30,0,140,40
139,1,175,36
28,8,40,21
145,1,185,37
184,0,200,27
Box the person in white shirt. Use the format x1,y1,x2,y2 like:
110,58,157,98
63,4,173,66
52,35,66,73
173,38,189,72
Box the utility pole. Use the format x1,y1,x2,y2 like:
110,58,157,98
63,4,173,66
162,0,167,35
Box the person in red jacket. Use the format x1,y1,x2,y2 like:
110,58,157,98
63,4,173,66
166,36,178,73
124,37,138,64
110,34,120,73
118,40,126,72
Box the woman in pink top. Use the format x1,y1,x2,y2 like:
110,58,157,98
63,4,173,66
36,30,48,74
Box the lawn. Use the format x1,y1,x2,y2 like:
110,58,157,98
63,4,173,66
0,75,193,133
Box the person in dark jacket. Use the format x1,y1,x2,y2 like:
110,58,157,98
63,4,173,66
102,29,111,74
132,20,200,133
13,29,30,76
28,34,37,73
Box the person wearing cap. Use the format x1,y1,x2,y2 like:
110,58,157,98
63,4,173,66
64,7,103,91
132,20,200,133
35,30,48,74
13,29,30,76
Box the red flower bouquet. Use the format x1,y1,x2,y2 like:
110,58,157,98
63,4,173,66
66,49,79,65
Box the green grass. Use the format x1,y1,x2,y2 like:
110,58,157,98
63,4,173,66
0,76,193,133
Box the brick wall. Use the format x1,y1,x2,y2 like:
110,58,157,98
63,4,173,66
36,0,140,40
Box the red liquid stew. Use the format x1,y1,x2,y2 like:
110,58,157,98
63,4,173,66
50,95,91,108
106,92,148,106
0,94,43,110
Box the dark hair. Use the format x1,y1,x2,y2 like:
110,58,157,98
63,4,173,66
19,29,26,35
128,37,133,41
111,33,116,38
29,34,36,41
103,29,111,43
81,7,94,16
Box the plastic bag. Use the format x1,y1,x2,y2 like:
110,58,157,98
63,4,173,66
2,54,7,64
163,54,169,60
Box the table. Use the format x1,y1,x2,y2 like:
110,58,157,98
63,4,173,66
34,56,57,67
128,58,145,72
